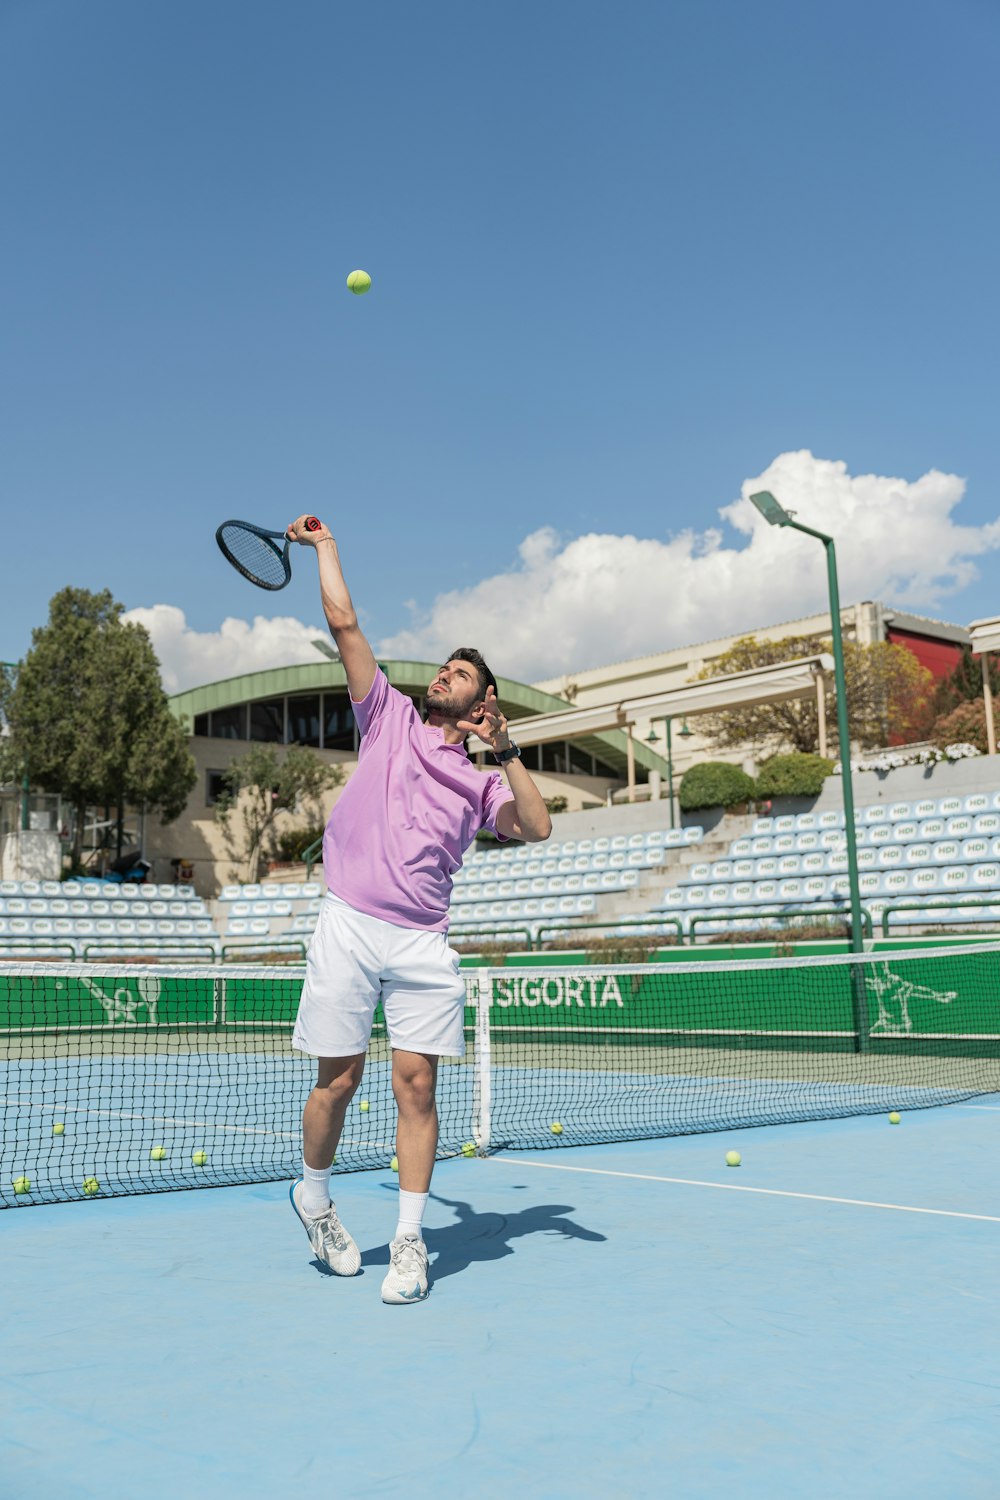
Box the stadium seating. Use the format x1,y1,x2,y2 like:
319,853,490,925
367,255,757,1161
214,880,324,953
644,791,1000,935
0,880,218,959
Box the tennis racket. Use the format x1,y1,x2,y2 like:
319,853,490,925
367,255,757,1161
215,517,322,591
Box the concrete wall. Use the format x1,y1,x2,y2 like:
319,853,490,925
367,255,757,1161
0,830,61,881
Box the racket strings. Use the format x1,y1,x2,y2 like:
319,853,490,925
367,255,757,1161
217,525,289,589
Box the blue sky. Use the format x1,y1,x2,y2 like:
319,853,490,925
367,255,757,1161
3,0,999,690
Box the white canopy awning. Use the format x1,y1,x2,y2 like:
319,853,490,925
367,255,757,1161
968,617,1000,655
511,655,835,747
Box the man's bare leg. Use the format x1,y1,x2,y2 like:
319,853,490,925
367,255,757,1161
303,1053,367,1171
382,1049,438,1303
391,1049,439,1192
292,1053,366,1276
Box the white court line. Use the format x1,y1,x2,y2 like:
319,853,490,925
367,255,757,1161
487,1156,1000,1224
958,1105,1000,1112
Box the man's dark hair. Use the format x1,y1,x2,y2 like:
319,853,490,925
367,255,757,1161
448,647,497,699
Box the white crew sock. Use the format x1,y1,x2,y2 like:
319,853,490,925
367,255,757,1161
301,1160,332,1217
395,1188,428,1242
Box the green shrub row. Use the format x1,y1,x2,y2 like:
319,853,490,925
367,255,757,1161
678,753,834,811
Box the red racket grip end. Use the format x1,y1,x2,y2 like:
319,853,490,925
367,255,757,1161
304,516,322,532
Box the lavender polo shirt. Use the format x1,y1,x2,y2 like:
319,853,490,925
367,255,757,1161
322,668,515,932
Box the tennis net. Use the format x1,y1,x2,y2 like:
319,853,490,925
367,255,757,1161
3,943,1000,1206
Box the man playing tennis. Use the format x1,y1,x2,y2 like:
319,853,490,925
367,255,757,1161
285,514,552,1304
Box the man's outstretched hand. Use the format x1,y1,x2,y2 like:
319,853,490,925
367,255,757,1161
457,686,512,756
286,515,333,545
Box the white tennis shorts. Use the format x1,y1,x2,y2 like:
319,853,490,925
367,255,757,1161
292,891,468,1058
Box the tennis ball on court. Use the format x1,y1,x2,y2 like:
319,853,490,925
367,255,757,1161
192,1150,208,1166
461,1141,476,1157
13,1175,31,1194
359,1099,369,1112
888,1112,901,1125
82,1177,100,1196
52,1122,65,1136
550,1122,563,1136
390,1156,399,1172
150,1147,167,1162
346,269,371,295
726,1150,742,1167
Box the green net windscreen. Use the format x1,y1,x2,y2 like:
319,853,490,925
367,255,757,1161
3,945,999,1206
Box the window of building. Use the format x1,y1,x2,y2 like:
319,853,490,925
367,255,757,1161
249,699,285,742
567,742,595,777
211,704,248,740
193,713,210,737
287,695,321,748
206,770,228,807
323,692,356,750
541,742,569,775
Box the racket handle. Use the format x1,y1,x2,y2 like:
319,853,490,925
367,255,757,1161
304,516,322,532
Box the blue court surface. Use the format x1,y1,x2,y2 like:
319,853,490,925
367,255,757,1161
3,1101,1000,1500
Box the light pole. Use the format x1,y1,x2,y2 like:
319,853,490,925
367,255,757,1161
645,716,693,829
749,491,868,1049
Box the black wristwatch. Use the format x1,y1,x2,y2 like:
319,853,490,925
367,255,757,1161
494,741,521,766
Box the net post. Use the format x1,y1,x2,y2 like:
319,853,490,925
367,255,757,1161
472,968,492,1154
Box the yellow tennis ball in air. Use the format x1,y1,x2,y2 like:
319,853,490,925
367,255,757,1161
888,1112,901,1125
13,1175,31,1195
390,1156,399,1173
359,1099,369,1112
52,1122,65,1136
550,1122,563,1136
150,1147,167,1162
346,269,371,295
82,1177,100,1196
192,1151,208,1166
726,1150,742,1167
461,1141,476,1158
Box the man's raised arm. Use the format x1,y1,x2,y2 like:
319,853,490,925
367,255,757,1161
286,515,377,702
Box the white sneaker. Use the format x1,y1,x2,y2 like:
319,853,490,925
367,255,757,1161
381,1235,430,1304
289,1179,361,1276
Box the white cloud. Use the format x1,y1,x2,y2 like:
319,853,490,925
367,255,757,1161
127,452,1000,695
123,604,332,694
378,451,1000,682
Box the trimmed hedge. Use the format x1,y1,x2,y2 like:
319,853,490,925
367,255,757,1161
678,761,757,812
755,753,834,799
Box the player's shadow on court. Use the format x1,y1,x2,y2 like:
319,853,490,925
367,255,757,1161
359,1187,607,1281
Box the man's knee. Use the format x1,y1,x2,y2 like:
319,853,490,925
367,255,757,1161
392,1058,437,1116
314,1056,365,1107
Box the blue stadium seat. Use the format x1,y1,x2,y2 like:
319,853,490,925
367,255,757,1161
961,838,991,863
887,802,913,821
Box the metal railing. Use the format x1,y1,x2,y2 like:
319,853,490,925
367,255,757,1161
220,940,307,963
82,942,219,964
535,915,684,948
448,926,534,951
880,898,1000,938
687,905,872,942
303,835,324,878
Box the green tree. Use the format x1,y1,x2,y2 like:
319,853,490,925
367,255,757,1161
932,645,1000,717
929,699,992,755
695,634,934,756
214,743,345,883
3,588,197,867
